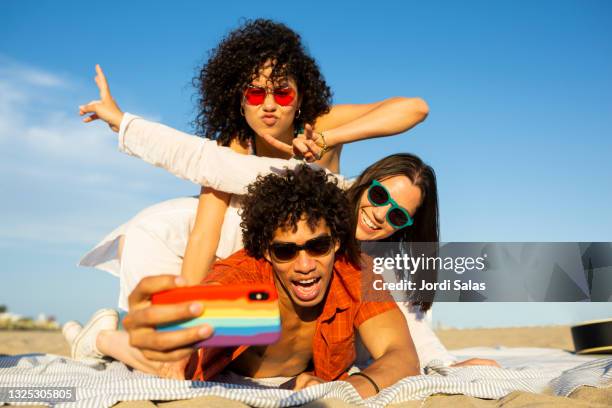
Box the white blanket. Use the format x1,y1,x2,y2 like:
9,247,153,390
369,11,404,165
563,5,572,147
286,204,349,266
0,350,610,408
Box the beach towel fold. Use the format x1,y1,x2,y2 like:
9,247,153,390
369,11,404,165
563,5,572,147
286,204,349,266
0,353,610,407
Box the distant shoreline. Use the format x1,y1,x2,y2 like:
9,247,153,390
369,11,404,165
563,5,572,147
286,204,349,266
0,327,60,331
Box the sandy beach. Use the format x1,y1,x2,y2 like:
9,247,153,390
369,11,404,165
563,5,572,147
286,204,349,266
435,325,575,350
0,330,70,357
1,326,610,407
0,325,576,357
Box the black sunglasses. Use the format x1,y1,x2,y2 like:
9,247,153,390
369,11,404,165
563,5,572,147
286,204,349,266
269,235,334,263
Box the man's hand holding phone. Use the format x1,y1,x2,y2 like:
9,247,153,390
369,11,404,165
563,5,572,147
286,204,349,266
122,275,214,362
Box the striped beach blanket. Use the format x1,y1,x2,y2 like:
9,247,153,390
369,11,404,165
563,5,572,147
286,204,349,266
0,353,610,407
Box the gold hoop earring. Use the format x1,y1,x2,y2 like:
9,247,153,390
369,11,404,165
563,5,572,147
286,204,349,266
240,106,245,116
296,108,301,118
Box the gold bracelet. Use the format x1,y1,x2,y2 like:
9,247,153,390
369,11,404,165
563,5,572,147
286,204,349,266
315,131,331,160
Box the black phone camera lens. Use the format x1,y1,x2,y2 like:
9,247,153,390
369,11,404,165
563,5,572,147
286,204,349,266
249,291,269,301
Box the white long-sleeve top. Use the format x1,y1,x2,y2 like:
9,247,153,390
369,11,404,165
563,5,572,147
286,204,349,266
118,113,351,194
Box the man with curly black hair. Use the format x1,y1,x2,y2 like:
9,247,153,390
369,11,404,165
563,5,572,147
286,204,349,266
123,165,419,398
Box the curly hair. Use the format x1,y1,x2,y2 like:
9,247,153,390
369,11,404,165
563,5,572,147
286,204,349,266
240,165,360,266
192,18,332,146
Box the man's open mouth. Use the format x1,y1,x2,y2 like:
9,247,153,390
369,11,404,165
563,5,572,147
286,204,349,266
290,277,322,301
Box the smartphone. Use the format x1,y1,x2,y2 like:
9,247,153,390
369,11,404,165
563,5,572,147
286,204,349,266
151,283,281,347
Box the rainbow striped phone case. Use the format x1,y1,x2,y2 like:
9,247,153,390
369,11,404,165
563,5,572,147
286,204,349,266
151,284,281,347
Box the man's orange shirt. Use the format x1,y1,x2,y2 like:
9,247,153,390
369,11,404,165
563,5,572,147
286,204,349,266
189,249,397,381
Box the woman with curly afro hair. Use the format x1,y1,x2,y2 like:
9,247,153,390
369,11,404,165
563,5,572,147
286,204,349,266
192,19,332,152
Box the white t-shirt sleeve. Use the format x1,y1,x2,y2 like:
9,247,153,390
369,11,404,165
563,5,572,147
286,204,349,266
117,113,349,194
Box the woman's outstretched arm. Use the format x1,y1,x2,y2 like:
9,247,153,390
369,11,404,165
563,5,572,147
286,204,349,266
180,187,230,284
258,98,429,170
117,113,339,194
79,65,348,194
180,138,250,283
315,97,429,147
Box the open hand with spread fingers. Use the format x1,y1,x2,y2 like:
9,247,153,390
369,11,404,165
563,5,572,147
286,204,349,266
79,64,124,133
258,124,329,162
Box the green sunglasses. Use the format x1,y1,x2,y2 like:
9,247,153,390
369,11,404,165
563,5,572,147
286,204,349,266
367,180,414,229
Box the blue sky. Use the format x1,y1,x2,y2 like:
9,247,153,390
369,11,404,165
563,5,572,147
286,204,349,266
1,0,611,328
